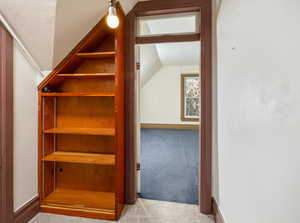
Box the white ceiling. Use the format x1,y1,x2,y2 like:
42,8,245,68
140,41,200,87
139,18,200,87
155,42,200,65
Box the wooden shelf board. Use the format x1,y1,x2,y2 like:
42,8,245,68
44,127,115,136
41,92,115,97
77,51,115,59
41,204,116,220
56,73,115,78
43,151,115,165
43,189,116,211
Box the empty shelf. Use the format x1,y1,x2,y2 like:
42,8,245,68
44,128,115,136
43,189,115,211
56,73,115,78
77,52,115,59
43,151,115,165
41,92,115,97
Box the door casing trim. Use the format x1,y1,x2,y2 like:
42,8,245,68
0,22,40,223
0,21,14,223
125,0,213,214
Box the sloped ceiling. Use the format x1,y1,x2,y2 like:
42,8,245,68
0,0,138,70
143,15,200,65
0,0,57,70
139,15,200,86
140,41,200,87
53,0,138,67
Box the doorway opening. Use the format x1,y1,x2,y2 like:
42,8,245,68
137,41,200,205
125,0,212,214
135,13,201,205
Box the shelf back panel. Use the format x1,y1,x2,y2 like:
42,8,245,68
57,77,115,94
56,97,115,129
44,162,55,198
95,35,115,52
82,34,115,53
75,58,115,74
56,135,115,154
55,163,115,192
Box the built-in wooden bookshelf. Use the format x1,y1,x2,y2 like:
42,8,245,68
37,5,125,221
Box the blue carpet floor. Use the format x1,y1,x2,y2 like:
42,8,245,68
140,128,199,204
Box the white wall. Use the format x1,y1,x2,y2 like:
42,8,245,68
214,0,300,222
141,65,199,125
13,42,38,211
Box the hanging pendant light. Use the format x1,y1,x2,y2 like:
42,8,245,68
107,0,119,29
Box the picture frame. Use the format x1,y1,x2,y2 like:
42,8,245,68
181,74,200,122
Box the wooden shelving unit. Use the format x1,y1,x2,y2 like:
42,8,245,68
37,5,125,221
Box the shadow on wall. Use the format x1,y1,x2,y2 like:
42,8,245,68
140,128,199,204
212,0,221,203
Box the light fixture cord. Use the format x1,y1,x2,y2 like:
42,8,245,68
109,0,114,7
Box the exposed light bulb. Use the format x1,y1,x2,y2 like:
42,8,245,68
107,5,119,29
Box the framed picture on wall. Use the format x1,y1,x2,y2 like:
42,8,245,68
181,74,200,122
